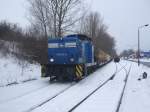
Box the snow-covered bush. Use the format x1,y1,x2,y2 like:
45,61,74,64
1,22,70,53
0,54,41,87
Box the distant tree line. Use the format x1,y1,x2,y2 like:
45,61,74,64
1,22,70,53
78,12,116,58
0,21,47,63
120,49,135,57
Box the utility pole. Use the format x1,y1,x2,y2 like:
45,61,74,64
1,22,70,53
138,28,140,66
137,24,149,66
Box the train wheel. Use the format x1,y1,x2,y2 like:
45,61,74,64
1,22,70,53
65,66,75,81
84,64,88,76
49,76,56,82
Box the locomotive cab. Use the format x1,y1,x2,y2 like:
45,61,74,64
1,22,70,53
43,34,95,81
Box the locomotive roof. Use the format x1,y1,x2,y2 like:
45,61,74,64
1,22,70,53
65,34,92,41
48,34,92,42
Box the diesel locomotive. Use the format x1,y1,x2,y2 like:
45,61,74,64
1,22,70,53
42,34,110,81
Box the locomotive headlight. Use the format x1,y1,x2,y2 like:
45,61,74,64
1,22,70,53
70,58,74,62
50,58,54,62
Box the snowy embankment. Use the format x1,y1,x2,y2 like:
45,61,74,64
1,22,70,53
0,54,41,87
119,61,150,112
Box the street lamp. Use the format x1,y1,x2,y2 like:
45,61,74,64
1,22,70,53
138,24,149,66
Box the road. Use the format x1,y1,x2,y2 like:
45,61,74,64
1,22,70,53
128,59,150,67
140,62,150,67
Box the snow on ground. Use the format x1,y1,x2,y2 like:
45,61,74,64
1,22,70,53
0,82,72,112
140,58,150,62
31,62,125,112
0,61,117,112
129,58,150,63
1,60,149,112
0,54,41,87
73,61,131,112
119,61,150,112
0,78,50,104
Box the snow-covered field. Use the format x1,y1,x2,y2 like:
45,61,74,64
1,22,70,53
0,54,41,87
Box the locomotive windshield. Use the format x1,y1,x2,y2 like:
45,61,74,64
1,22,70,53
48,42,77,48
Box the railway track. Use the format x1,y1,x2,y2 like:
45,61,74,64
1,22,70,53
68,62,130,112
0,84,51,104
0,78,76,105
28,62,128,112
0,62,110,105
23,63,114,112
0,61,129,112
0,82,75,112
115,64,132,112
24,83,76,112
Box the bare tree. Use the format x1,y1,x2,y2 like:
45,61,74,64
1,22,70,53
28,0,48,38
80,12,100,37
28,0,84,37
79,12,116,57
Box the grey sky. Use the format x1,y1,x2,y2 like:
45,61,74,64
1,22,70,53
0,0,150,52
0,0,28,27
89,0,150,52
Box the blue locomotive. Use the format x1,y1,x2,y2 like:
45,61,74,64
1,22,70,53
42,34,96,81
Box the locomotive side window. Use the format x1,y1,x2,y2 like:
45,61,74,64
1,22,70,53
65,42,76,47
48,43,59,48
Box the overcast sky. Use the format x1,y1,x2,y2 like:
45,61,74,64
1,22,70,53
0,0,150,52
